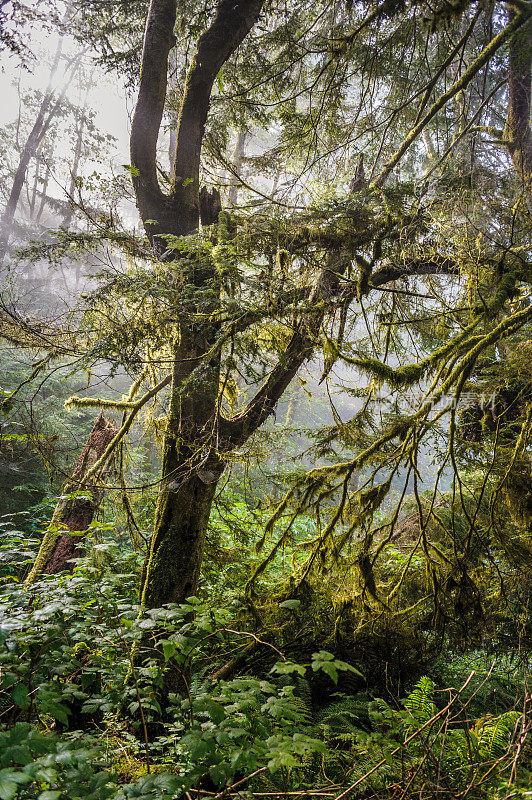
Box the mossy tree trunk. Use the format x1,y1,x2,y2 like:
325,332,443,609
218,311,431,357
131,0,526,613
26,412,117,582
504,6,532,200
130,0,265,609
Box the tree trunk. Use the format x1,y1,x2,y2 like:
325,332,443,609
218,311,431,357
62,105,87,229
35,164,51,223
140,301,223,606
140,469,222,606
504,6,532,199
130,0,264,610
227,128,247,207
26,412,117,582
0,97,54,265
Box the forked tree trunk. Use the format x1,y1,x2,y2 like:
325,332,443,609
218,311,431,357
26,412,117,582
130,0,265,609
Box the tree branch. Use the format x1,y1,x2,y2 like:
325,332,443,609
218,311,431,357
219,249,351,450
130,0,178,235
370,256,461,287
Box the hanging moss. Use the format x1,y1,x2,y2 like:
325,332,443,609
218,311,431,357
276,248,290,276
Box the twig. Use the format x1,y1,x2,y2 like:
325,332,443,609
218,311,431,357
211,766,268,800
224,628,286,660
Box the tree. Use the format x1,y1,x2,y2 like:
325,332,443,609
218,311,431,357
0,8,84,267
4,0,526,626
119,0,532,612
1,4,532,790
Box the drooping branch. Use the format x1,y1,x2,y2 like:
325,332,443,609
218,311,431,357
217,233,474,451
219,249,351,450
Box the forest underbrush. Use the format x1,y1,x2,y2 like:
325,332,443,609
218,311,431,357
0,512,530,800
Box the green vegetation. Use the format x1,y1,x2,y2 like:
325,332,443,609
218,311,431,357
1,0,531,797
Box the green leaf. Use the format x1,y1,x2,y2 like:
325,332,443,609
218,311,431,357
122,164,139,177
270,661,306,676
162,641,177,662
38,792,62,800
0,775,17,800
331,659,364,678
11,685,28,709
279,600,301,610
0,770,31,800
318,662,338,684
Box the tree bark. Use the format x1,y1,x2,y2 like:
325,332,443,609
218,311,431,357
227,128,247,207
504,5,532,198
62,104,87,229
26,412,117,583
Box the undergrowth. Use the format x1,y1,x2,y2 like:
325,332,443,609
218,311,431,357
0,525,529,800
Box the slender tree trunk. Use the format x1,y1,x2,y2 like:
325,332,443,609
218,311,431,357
0,97,54,264
0,31,64,265
28,156,40,217
227,128,247,207
284,384,300,426
62,106,87,229
0,30,81,265
168,48,178,174
35,164,51,223
26,412,117,583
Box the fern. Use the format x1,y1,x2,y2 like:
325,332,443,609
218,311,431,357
315,695,372,733
474,710,521,761
404,676,437,722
